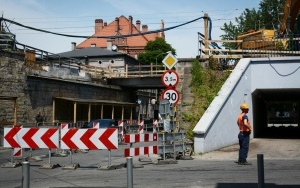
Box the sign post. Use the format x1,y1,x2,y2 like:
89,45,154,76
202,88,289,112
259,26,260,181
160,52,179,136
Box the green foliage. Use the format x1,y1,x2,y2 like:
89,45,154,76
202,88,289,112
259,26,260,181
186,59,230,141
182,113,194,122
137,37,176,65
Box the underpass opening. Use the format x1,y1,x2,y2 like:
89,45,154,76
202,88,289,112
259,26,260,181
252,89,300,139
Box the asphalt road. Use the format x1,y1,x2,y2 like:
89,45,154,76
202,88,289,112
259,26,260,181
0,142,300,188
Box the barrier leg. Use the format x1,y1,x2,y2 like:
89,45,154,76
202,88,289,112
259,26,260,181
40,149,60,169
48,149,51,164
127,157,133,188
22,161,30,188
11,148,14,164
69,150,73,164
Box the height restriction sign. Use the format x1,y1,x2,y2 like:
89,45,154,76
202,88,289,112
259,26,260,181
161,70,179,87
161,88,180,105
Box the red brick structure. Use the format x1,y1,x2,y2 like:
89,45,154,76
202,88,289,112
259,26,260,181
76,15,165,58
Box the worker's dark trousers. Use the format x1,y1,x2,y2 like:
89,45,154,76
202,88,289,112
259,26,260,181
238,132,250,162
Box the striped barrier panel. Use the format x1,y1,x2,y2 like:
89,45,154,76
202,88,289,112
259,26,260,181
61,123,69,130
124,133,158,143
138,120,144,134
13,125,22,157
124,146,158,157
124,133,158,157
92,122,99,128
118,120,124,135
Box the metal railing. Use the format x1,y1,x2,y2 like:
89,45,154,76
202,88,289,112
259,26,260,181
82,63,166,79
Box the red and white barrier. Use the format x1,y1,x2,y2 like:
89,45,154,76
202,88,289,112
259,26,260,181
124,133,158,143
118,120,125,142
118,120,124,135
138,120,144,134
124,146,158,157
61,123,68,130
153,119,158,133
93,122,99,128
13,125,22,157
60,128,118,150
13,148,22,157
4,127,59,149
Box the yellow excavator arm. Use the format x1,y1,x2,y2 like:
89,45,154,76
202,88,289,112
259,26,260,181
279,0,300,35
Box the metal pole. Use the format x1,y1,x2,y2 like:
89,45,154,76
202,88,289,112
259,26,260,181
257,154,265,188
173,132,176,160
108,149,111,166
69,150,73,164
163,133,166,160
126,157,133,188
10,148,14,164
48,149,51,164
22,161,30,188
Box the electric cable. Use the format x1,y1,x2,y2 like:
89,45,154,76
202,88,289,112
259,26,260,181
0,16,206,39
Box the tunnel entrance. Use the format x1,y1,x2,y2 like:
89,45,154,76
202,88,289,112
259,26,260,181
252,89,300,139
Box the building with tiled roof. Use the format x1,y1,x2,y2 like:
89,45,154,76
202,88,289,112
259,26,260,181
76,15,165,58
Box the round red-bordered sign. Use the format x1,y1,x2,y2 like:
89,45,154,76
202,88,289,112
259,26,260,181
161,87,180,104
161,70,179,87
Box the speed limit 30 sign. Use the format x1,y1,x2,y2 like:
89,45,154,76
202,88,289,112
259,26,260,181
161,88,180,105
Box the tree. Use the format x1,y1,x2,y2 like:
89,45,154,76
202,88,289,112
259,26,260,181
138,37,176,65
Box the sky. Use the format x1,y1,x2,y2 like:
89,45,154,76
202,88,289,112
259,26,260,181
1,0,261,58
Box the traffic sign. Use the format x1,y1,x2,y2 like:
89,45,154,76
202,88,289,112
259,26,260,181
162,53,178,70
161,70,179,87
161,88,180,105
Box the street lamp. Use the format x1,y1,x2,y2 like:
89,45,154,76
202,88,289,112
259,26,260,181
155,51,172,74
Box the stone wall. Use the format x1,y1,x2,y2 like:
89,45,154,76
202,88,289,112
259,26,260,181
0,50,135,126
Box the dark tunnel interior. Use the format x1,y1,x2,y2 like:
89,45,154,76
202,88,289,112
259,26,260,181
252,89,300,139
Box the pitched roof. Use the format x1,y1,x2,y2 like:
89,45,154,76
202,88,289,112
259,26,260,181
76,15,163,49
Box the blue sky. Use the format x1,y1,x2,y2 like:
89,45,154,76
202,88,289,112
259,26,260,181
1,0,261,58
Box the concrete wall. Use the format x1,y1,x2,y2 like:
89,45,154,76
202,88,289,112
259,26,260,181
0,50,135,127
193,57,300,154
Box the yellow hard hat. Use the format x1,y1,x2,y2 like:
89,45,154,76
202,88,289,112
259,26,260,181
240,103,249,110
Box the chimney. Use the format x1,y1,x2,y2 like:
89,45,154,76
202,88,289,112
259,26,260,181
71,42,76,50
95,19,103,33
104,22,107,26
115,17,119,33
129,15,133,34
160,19,165,39
136,20,141,31
107,40,112,50
142,25,148,32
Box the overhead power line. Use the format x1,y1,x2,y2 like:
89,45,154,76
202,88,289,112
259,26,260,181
0,16,207,39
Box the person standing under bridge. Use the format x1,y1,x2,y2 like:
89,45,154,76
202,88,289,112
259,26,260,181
237,103,252,165
35,112,44,127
